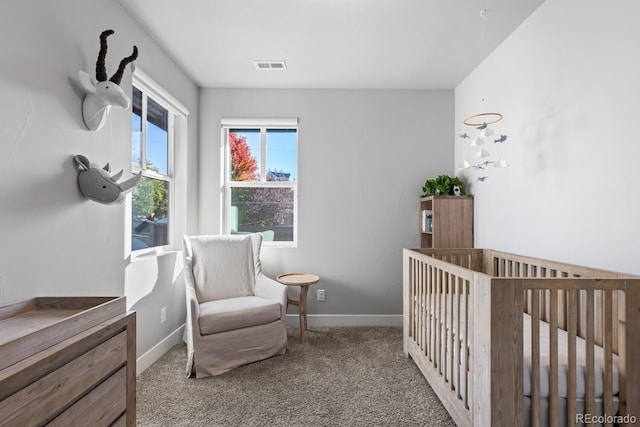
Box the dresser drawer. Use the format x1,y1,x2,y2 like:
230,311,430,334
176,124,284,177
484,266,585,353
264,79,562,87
48,367,127,427
0,331,127,426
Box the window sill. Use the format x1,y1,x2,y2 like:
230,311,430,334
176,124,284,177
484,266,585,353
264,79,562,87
130,246,181,262
263,242,297,249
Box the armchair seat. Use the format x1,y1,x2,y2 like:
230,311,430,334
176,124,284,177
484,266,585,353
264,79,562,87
199,296,281,335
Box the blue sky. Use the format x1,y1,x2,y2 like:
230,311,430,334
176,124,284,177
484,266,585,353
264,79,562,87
132,113,168,175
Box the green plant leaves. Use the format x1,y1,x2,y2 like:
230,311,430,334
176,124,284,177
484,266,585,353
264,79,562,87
421,174,466,197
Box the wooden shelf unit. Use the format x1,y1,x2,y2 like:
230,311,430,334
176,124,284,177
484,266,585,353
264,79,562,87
419,195,473,248
0,296,136,426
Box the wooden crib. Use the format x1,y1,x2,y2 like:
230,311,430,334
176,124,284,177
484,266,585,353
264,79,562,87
403,248,640,427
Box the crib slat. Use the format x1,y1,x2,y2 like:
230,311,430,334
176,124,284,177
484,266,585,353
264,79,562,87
432,265,437,362
567,289,577,425
418,259,422,343
604,289,613,426
424,261,428,351
429,265,435,364
559,289,567,333
427,262,431,355
440,269,445,375
437,267,442,373
449,275,460,390
444,272,453,390
549,289,559,427
612,291,618,355
452,273,457,390
418,259,422,348
443,271,449,381
431,265,436,363
531,290,541,427
417,262,428,351
424,264,428,358
585,289,595,417
596,290,603,346
464,278,470,410
420,262,425,352
579,288,587,339
423,262,428,352
410,258,420,342
415,260,420,349
446,272,452,383
442,269,447,375
453,276,460,396
424,262,429,353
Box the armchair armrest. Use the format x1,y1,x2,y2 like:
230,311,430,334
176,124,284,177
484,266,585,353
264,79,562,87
255,273,288,319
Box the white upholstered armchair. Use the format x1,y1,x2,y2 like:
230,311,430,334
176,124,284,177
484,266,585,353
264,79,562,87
182,234,288,378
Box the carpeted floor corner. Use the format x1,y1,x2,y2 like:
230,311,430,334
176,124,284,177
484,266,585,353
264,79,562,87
137,327,456,426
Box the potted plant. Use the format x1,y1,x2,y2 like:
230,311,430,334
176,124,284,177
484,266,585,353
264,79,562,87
421,174,466,197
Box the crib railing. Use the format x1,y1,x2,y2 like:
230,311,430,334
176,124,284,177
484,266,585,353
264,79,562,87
486,250,624,352
403,248,640,427
403,248,478,426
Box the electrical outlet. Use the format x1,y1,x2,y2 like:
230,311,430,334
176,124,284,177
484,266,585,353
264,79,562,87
317,289,326,302
160,307,167,323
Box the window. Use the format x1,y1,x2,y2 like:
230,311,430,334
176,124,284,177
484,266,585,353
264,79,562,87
131,83,174,251
223,119,298,246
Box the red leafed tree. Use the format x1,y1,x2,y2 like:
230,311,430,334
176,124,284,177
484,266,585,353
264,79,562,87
230,132,258,181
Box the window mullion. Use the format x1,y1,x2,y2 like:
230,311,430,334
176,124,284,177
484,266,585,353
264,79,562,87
167,113,175,248
143,170,170,181
228,181,295,188
260,127,267,182
168,113,175,178
141,92,148,170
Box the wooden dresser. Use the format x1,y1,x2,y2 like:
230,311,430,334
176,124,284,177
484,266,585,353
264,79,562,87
0,296,136,426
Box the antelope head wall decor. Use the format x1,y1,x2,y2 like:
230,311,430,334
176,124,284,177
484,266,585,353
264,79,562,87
78,30,138,131
73,155,142,204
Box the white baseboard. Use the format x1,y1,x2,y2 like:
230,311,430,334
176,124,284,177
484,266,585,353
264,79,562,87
285,314,402,327
137,324,185,375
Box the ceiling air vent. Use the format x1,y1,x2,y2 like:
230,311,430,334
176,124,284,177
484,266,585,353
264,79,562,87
253,61,287,70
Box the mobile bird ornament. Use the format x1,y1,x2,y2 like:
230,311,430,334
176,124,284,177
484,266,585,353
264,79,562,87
78,30,138,131
73,155,142,204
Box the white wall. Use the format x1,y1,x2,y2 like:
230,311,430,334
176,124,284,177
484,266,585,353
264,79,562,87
0,0,198,359
455,0,640,275
200,89,453,317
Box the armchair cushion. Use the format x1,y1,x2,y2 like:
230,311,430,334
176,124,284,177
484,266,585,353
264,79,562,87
198,296,281,335
188,235,255,302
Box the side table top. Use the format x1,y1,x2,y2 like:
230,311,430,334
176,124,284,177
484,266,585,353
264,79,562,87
276,273,320,286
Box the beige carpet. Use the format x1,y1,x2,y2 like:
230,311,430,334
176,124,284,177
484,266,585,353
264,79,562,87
137,327,456,426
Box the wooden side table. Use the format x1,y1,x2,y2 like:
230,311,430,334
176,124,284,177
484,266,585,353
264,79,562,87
276,273,320,342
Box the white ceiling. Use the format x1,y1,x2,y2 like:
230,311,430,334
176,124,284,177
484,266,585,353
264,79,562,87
120,0,545,90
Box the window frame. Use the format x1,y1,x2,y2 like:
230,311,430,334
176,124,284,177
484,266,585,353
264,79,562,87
129,70,187,255
222,119,299,248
